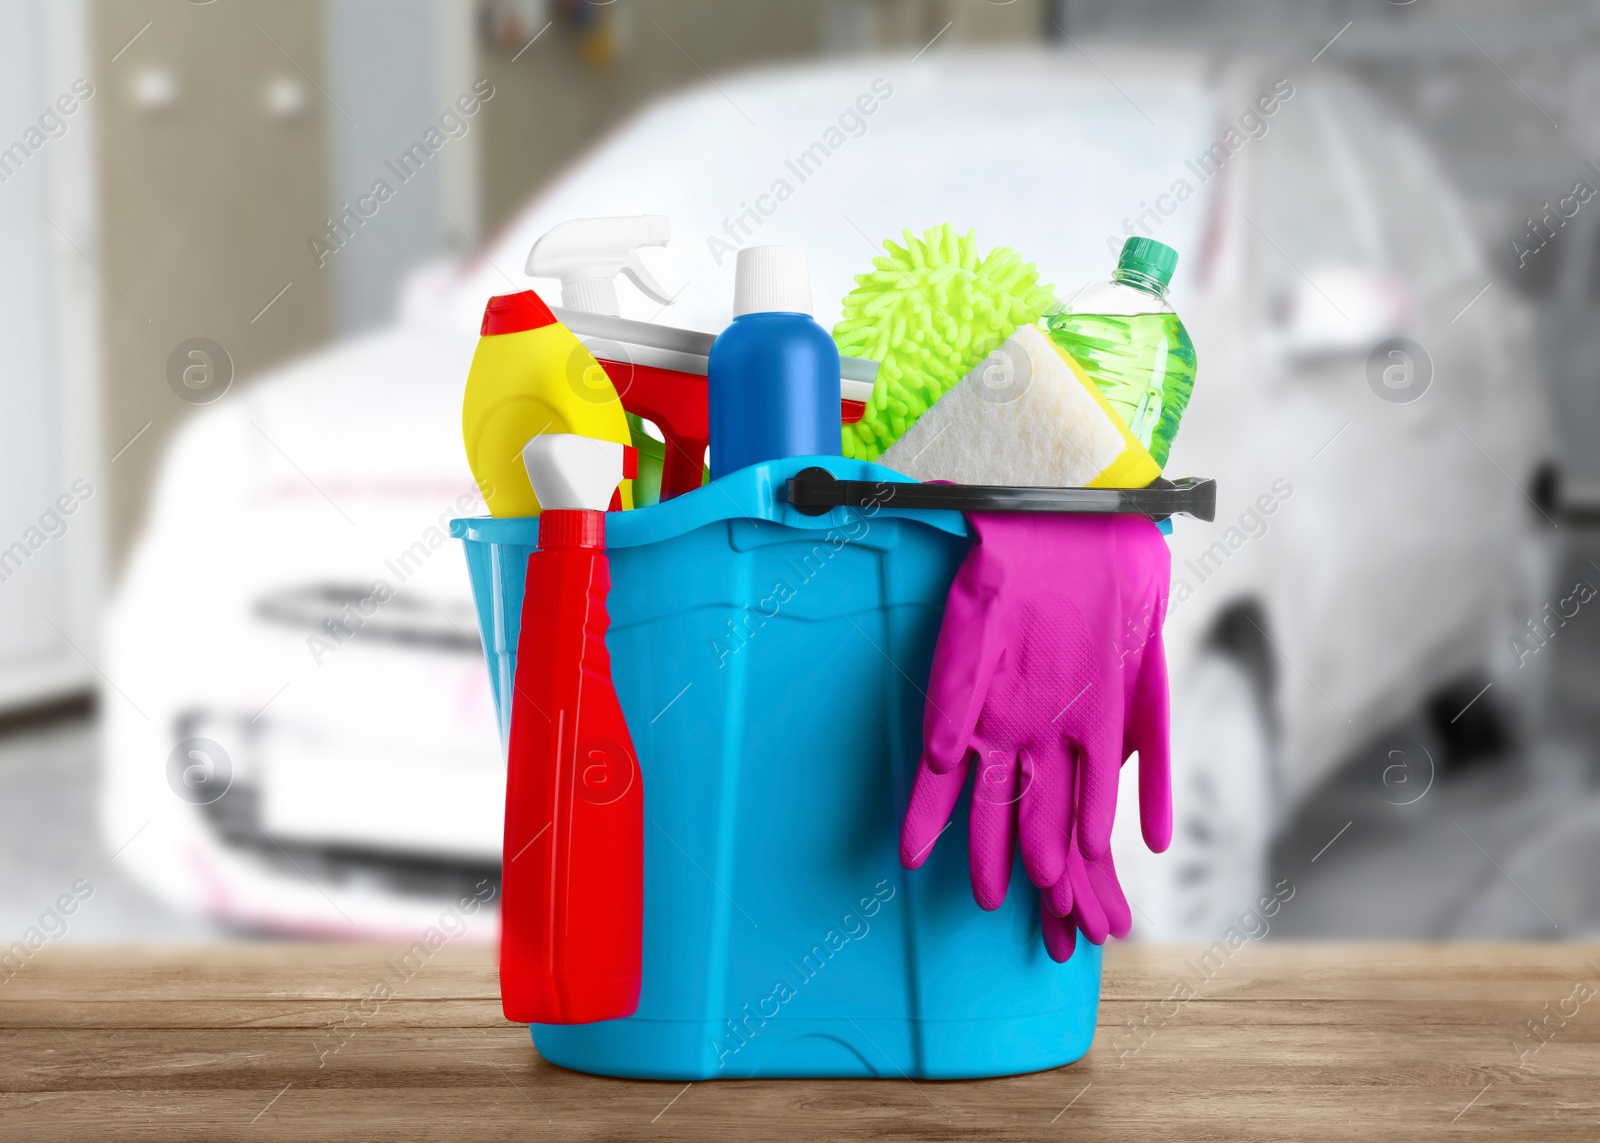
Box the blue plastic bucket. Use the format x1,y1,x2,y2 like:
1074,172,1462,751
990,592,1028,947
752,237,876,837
452,455,1101,1080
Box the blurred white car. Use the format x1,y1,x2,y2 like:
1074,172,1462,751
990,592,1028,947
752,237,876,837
102,48,1558,938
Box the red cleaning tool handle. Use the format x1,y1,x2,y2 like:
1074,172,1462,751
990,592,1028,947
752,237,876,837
500,508,643,1024
597,358,710,501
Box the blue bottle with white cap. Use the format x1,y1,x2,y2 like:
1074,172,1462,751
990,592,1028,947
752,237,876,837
708,245,841,478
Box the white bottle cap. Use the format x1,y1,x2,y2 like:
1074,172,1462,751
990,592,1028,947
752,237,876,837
732,245,812,317
522,434,626,511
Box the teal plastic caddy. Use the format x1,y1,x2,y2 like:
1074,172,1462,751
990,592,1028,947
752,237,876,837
452,455,1102,1080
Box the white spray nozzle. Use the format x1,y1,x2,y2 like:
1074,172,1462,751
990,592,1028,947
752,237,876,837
526,215,674,316
522,433,634,511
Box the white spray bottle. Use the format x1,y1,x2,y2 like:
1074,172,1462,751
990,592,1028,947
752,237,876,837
526,215,675,317
527,216,680,504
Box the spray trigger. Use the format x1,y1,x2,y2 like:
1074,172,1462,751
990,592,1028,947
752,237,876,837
621,251,673,306
527,214,675,316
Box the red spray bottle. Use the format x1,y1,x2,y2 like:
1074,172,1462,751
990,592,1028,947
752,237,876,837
501,433,643,1024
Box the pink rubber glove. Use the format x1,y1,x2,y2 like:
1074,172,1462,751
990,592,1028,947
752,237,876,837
1042,605,1171,962
899,512,1171,961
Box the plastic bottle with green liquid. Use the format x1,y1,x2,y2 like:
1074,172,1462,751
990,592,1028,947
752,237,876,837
1045,237,1195,470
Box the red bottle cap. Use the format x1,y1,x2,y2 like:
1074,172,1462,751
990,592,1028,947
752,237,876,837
481,290,557,336
538,509,605,550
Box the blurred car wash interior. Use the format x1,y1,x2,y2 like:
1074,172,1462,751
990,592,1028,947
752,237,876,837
4,0,1600,945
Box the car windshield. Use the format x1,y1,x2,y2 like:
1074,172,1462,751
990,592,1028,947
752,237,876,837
453,53,1218,335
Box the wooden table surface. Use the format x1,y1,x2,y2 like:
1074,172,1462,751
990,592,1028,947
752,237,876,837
4,941,1597,1141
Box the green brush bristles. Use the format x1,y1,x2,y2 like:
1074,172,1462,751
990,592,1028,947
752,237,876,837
833,223,1057,461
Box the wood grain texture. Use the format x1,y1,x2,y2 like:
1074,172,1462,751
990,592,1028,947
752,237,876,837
3,942,1598,1141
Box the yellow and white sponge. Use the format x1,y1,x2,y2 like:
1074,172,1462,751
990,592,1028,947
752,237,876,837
879,325,1159,489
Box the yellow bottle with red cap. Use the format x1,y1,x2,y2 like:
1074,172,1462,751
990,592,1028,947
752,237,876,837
462,290,633,516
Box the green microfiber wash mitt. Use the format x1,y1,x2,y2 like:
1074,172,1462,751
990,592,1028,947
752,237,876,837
832,223,1058,461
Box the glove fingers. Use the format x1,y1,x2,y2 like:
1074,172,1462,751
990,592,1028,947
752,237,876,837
1072,713,1122,862
923,570,1013,774
1085,850,1133,940
969,749,1018,910
899,751,971,870
1127,521,1173,853
1041,903,1078,963
1067,842,1109,944
1130,623,1173,854
1017,744,1073,890
1044,869,1073,918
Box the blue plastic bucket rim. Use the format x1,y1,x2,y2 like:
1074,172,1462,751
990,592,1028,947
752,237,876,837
448,455,970,549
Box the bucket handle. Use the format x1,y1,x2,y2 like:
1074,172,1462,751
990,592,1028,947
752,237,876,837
785,468,1217,522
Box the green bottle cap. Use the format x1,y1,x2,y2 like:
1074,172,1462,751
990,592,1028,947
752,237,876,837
1116,237,1178,288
